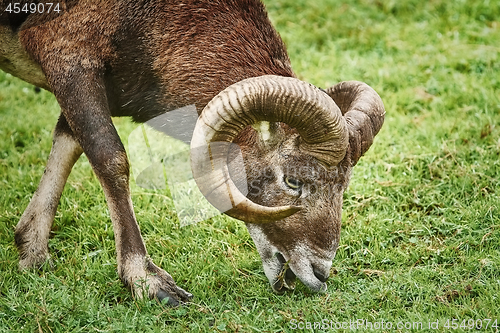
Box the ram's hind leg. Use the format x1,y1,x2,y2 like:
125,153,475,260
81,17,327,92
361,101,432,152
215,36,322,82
15,115,83,269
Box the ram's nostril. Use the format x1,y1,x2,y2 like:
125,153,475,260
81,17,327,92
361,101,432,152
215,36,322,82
313,267,329,283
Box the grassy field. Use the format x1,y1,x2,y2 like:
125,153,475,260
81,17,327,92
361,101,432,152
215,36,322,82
1,0,499,332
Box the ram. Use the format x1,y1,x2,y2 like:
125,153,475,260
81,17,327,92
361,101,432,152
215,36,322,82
0,0,385,306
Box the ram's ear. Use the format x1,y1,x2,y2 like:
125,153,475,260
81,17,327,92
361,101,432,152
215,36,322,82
324,81,385,166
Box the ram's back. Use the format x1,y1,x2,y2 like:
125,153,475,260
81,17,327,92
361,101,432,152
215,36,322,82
0,0,294,121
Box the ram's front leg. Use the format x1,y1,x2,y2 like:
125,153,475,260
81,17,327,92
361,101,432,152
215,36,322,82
96,150,191,305
51,68,191,306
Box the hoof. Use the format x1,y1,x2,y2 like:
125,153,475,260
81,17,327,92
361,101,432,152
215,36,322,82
157,289,193,307
124,256,193,306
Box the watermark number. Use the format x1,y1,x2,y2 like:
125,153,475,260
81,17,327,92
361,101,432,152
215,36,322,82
444,318,498,330
4,2,61,14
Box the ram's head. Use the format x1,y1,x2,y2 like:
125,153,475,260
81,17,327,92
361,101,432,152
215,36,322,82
191,75,384,293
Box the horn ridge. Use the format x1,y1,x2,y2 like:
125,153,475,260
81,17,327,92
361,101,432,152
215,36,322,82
325,81,385,165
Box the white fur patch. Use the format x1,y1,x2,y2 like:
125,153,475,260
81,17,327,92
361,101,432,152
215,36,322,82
246,224,281,285
0,27,48,88
252,121,271,142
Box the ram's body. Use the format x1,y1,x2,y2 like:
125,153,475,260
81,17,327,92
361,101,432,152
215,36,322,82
0,0,384,305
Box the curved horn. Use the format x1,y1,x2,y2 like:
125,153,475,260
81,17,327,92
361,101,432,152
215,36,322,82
325,81,385,166
191,75,348,223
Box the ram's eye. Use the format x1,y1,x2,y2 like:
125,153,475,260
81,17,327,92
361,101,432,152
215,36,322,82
284,176,303,190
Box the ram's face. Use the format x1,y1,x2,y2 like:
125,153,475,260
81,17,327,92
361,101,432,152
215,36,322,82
241,128,351,292
191,75,384,293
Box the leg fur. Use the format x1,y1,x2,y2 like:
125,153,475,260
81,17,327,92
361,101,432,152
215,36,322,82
15,115,83,269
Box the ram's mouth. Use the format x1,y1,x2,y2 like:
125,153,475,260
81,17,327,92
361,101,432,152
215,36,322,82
270,252,329,294
272,253,297,294
246,224,332,294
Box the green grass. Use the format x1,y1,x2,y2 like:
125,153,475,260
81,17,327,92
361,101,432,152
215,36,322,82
1,0,500,331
